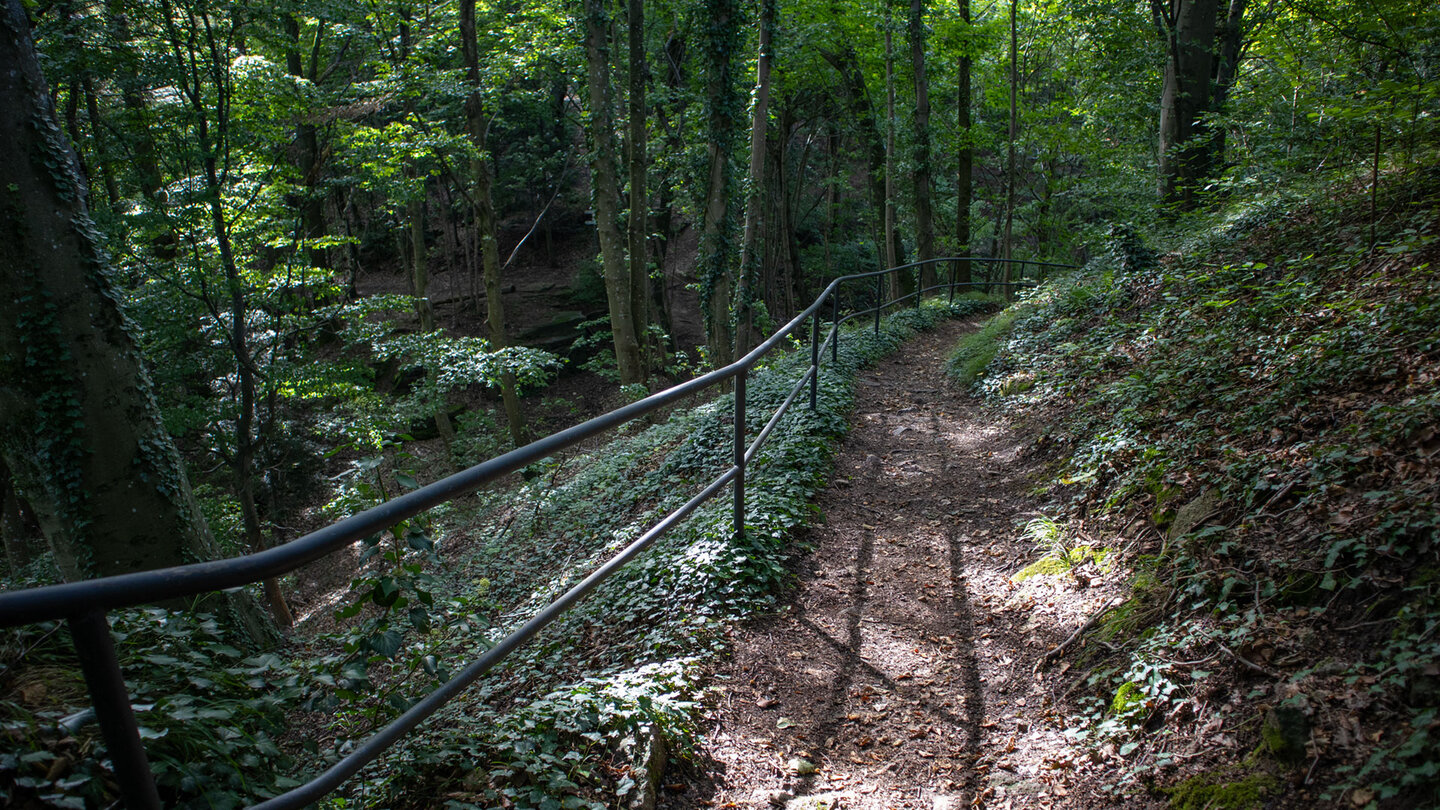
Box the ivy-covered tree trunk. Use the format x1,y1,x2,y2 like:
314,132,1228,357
584,0,645,385
0,0,219,582
734,0,774,357
699,0,742,371
460,0,527,446
909,0,936,292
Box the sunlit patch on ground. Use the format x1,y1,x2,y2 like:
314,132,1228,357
660,319,1151,809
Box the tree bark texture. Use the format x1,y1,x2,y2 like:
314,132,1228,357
0,0,222,581
699,0,742,371
954,0,972,285
1154,0,1230,208
909,0,936,291
735,0,774,357
461,0,528,446
627,0,653,376
584,0,645,384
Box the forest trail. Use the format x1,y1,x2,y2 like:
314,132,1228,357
661,319,1143,810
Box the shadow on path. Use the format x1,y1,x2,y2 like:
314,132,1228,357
660,318,1073,810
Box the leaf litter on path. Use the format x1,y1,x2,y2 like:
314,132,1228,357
658,320,1148,809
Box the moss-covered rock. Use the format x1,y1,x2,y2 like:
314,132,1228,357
1165,771,1277,810
1261,704,1311,766
1111,681,1144,715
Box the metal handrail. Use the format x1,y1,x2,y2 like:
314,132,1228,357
0,255,1072,809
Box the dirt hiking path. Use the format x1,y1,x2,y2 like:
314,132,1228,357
661,319,1142,810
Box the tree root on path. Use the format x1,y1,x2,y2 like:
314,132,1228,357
1035,597,1125,672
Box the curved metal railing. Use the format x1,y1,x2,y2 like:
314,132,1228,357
0,255,1072,809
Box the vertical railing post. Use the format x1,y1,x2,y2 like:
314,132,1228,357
949,258,957,303
733,369,746,540
69,612,162,810
809,305,820,411
831,295,839,363
915,261,923,310
874,273,882,334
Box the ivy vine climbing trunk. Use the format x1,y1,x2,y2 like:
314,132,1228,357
699,0,742,372
734,0,775,357
584,0,645,385
0,0,225,603
460,0,527,446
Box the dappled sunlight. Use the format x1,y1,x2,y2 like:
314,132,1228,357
663,320,1138,809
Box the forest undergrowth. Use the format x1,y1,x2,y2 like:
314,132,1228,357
958,169,1440,808
0,297,1000,809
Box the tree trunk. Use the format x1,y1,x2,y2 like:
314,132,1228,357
909,0,936,292
584,0,645,385
0,0,222,583
954,0,972,285
734,0,774,357
1154,0,1221,208
699,0,741,371
0,462,34,574
1203,0,1247,177
82,77,118,210
181,5,291,629
103,0,162,202
408,171,436,333
884,6,901,298
283,14,329,273
822,125,838,277
650,30,684,359
461,0,527,446
1002,0,1018,286
627,0,654,376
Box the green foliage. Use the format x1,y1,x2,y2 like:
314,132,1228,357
293,300,976,807
1011,516,1107,581
1165,770,1277,810
946,306,1018,387
0,612,303,809
976,178,1440,803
